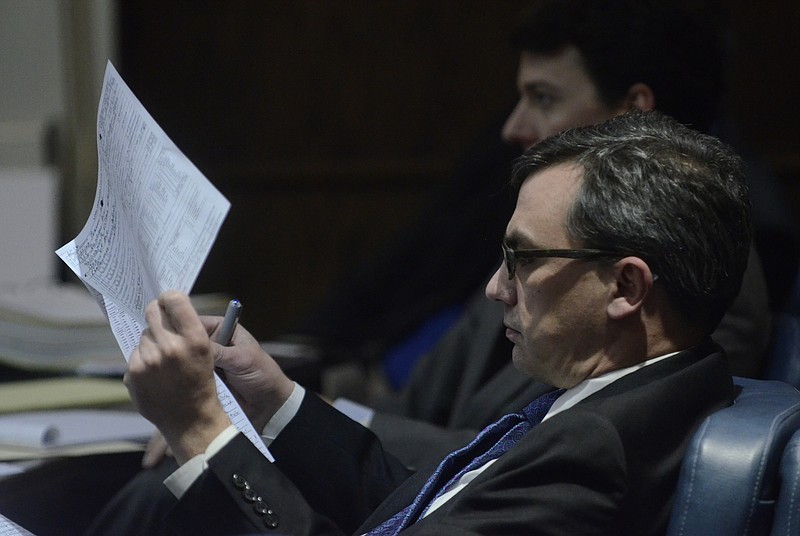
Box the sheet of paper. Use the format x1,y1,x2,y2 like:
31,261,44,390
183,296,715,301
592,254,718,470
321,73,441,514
0,410,155,450
0,377,131,414
58,62,230,323
56,61,273,462
0,441,150,462
0,514,35,536
0,463,25,478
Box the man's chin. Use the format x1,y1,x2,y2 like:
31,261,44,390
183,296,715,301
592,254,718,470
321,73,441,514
510,346,528,373
510,347,549,384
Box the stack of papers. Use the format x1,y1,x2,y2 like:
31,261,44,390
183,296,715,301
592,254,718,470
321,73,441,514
0,377,130,414
0,409,155,461
0,282,121,373
0,281,230,375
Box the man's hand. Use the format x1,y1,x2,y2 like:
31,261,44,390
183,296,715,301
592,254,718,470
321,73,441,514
125,291,232,465
201,313,295,433
126,290,296,465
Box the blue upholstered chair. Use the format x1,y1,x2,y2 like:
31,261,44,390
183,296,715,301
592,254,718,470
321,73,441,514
764,313,800,390
772,428,800,535
667,377,800,536
764,271,800,390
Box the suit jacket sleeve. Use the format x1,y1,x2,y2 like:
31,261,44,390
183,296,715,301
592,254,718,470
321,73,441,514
166,432,343,535
166,392,413,535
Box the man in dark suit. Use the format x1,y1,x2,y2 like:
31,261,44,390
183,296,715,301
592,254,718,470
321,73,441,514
107,0,773,480
121,111,746,535
290,0,777,395
337,0,774,470
79,3,774,532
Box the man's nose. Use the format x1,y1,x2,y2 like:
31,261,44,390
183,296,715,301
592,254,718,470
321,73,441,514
501,100,536,149
486,264,515,305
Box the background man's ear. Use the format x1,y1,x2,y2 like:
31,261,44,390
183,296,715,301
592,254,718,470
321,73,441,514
607,257,655,320
625,82,656,112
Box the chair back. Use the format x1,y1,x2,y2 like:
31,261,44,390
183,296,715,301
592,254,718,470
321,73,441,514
667,377,800,536
772,428,800,535
764,313,800,390
764,270,800,389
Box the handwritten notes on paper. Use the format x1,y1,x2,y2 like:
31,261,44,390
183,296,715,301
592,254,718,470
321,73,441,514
57,62,230,329
56,61,273,462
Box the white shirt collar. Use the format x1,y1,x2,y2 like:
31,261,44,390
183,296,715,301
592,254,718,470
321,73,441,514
543,351,681,422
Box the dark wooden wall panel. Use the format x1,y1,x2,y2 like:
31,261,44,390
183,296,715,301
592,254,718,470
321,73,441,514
119,0,800,338
119,1,528,337
725,0,800,174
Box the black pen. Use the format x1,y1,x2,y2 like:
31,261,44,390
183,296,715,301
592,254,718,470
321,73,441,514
216,299,242,346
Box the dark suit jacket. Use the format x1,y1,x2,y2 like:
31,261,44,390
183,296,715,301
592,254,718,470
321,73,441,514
165,340,735,536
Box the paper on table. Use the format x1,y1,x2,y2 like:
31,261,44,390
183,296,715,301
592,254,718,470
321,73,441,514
0,421,58,450
0,463,25,478
0,280,107,326
0,377,131,414
56,61,273,462
0,410,155,449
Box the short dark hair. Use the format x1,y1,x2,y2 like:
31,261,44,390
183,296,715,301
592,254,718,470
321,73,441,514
511,111,751,333
510,0,726,132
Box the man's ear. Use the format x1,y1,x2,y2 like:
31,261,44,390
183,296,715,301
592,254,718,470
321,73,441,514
607,257,656,320
624,82,656,112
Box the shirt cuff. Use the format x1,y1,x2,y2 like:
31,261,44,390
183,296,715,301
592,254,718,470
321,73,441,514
164,424,240,499
261,382,305,445
163,382,305,499
332,397,375,427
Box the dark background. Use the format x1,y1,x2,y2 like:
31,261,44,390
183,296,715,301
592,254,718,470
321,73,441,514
117,0,800,340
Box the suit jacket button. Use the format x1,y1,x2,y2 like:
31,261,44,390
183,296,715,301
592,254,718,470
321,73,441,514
232,474,248,490
254,500,269,515
263,511,279,529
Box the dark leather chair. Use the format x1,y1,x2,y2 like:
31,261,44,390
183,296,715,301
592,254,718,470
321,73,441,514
764,313,800,389
667,377,800,535
772,428,800,534
763,271,800,389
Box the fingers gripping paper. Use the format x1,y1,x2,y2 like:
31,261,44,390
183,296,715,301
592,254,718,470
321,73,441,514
56,61,273,462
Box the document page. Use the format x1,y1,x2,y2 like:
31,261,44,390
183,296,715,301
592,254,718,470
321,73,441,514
56,61,273,462
61,62,229,321
0,410,155,450
0,514,34,536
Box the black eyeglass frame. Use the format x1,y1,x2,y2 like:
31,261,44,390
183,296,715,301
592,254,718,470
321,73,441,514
501,242,622,280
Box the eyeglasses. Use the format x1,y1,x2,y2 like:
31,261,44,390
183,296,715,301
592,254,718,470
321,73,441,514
501,242,621,280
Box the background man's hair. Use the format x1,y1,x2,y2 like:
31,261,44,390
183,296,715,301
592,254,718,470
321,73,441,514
510,0,727,132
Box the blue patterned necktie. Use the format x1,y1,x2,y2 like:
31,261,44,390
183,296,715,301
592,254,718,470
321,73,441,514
366,388,565,535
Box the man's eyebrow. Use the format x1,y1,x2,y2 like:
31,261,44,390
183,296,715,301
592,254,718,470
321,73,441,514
503,233,538,249
520,80,559,94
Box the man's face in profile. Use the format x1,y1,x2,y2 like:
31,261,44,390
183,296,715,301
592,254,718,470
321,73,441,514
486,163,615,388
502,45,628,150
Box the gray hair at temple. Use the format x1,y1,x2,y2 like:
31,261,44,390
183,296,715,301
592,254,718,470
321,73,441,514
511,110,752,334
